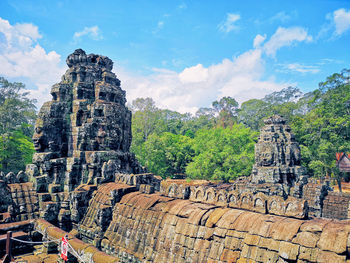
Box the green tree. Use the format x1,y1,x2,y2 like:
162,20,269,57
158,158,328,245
263,86,303,105
130,97,164,141
143,132,194,178
238,99,268,130
186,124,257,182
292,69,350,191
212,96,239,128
0,128,34,173
0,77,36,173
238,87,304,131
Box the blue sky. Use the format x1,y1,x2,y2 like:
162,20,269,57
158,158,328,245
0,0,350,113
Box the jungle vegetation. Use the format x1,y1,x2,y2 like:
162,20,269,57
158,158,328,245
0,69,349,185
130,69,350,184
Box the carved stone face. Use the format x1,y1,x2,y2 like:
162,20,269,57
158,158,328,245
263,134,271,142
32,126,48,152
258,144,274,166
261,152,274,166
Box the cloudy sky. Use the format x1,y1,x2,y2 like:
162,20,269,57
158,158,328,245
0,0,350,113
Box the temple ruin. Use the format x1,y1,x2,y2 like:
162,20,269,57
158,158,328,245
1,49,350,263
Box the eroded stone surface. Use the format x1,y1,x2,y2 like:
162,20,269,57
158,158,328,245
1,50,350,262
251,115,306,186
96,191,350,262
23,49,144,228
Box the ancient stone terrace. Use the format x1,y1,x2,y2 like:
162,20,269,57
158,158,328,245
100,190,350,262
1,50,350,262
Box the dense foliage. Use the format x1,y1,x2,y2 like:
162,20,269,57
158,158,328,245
292,70,350,190
1,69,349,185
185,125,257,182
130,69,350,186
0,77,36,173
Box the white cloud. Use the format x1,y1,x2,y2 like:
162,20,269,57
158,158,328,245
270,11,292,23
283,63,320,74
333,8,350,35
119,27,317,114
0,17,65,108
0,18,304,115
179,64,208,83
73,26,102,41
118,48,288,114
14,23,42,40
253,34,266,48
317,9,350,39
218,13,240,33
263,27,312,57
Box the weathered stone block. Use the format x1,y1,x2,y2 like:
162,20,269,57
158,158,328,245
268,218,303,241
278,241,299,260
259,237,280,251
284,196,308,219
243,234,261,246
292,231,319,248
205,208,229,228
298,246,319,262
317,250,346,263
317,222,349,254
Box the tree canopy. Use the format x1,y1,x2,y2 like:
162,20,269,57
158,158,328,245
1,68,349,186
129,69,350,186
0,77,36,173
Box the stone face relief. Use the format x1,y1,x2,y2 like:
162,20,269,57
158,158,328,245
32,126,47,152
24,49,143,227
251,115,306,185
2,50,349,263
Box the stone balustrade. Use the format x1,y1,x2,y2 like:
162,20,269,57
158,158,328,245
160,181,308,219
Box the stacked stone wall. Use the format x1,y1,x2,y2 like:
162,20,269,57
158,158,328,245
7,183,39,222
97,191,350,263
323,192,350,220
302,183,328,217
160,181,308,219
0,182,39,223
115,173,161,191
34,219,120,262
78,182,136,245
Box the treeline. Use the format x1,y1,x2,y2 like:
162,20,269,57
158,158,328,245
130,69,350,182
130,97,257,181
0,69,349,183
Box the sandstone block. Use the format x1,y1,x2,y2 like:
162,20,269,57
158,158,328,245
243,234,261,246
268,218,303,241
259,237,280,251
299,246,319,262
205,208,230,228
317,222,348,254
292,231,320,248
278,241,300,260
316,250,346,263
255,247,267,262
264,250,279,263
300,218,328,232
216,209,244,229
220,249,240,262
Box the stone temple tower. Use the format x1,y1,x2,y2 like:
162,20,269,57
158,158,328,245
26,49,143,227
250,115,307,186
